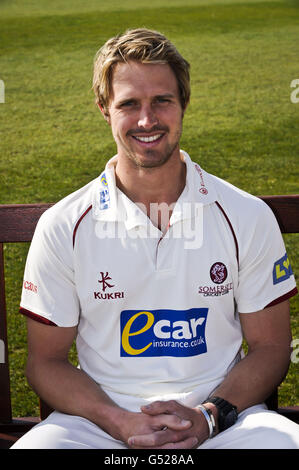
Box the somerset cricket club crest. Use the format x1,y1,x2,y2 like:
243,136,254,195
198,262,232,297
94,272,124,300
210,262,228,284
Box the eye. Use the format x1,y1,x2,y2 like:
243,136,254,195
156,97,171,104
120,100,137,108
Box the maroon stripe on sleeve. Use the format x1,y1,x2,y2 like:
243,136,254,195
264,287,298,308
72,205,92,248
215,201,239,265
20,307,57,326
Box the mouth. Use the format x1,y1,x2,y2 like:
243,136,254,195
130,133,165,147
133,134,163,143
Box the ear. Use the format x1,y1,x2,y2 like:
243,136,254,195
98,103,110,124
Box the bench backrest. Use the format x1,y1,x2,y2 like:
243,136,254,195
0,196,299,423
0,204,53,422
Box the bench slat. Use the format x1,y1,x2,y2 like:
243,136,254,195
0,204,53,242
261,195,299,233
0,196,298,244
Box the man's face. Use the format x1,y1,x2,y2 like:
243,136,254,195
104,61,185,169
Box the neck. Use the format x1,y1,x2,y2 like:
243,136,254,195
114,150,186,231
115,152,186,204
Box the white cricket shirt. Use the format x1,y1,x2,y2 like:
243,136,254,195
20,151,298,398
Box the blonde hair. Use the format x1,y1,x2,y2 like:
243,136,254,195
93,28,190,114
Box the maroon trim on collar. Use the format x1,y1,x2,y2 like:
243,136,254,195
20,307,57,326
264,287,298,308
72,205,92,248
215,201,239,266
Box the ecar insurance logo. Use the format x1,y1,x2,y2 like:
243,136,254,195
120,308,208,357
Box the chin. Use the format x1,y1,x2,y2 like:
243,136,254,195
129,148,176,169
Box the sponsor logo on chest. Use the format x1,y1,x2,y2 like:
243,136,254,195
93,272,125,300
120,308,208,357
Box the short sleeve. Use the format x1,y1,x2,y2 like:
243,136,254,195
235,200,298,313
20,209,80,327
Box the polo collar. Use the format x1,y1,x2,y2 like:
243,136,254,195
92,155,119,221
92,151,217,227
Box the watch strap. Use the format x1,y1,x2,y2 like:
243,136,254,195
202,396,238,432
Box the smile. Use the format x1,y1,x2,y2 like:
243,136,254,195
133,134,163,143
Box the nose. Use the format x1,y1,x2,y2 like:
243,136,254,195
137,104,158,129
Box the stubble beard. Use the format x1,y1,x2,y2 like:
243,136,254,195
124,127,182,169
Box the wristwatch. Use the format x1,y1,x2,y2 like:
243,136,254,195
202,397,238,432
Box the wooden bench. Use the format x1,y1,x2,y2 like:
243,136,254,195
0,197,298,448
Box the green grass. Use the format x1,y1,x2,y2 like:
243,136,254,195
0,0,298,416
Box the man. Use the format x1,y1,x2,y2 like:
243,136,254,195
12,28,299,449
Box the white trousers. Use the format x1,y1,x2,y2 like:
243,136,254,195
10,405,299,449
10,387,299,449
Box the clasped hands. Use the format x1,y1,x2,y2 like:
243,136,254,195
122,399,211,449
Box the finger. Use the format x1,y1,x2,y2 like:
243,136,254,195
128,431,198,450
128,428,184,448
158,436,199,450
141,399,182,415
141,401,192,429
128,431,166,448
153,413,192,431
